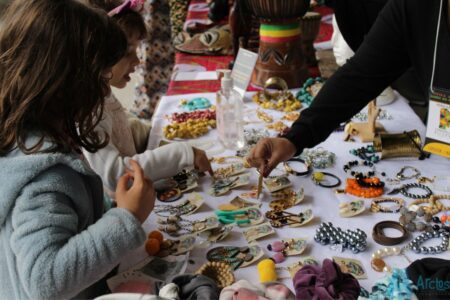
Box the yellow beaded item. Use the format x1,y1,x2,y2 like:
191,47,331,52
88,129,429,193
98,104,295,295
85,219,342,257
256,110,273,123
163,119,216,139
282,111,301,122
266,121,288,133
252,91,301,112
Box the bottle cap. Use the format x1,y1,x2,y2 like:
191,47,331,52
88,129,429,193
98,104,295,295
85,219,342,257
217,69,233,92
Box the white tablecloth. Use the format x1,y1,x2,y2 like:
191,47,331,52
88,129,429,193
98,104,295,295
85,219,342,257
122,91,450,292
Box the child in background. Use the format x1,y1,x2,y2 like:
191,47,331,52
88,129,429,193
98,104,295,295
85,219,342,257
0,1,154,299
83,0,214,197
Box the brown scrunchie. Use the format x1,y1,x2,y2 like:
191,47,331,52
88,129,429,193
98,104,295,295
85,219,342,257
293,259,360,300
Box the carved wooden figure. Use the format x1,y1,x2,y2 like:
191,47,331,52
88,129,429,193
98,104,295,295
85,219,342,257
344,100,385,142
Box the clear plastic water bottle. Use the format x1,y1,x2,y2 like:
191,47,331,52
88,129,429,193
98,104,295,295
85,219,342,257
216,70,245,150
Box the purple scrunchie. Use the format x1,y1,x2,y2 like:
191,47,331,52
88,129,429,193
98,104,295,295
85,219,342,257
293,259,360,300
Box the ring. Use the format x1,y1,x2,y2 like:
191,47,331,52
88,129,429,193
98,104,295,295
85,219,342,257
263,77,288,100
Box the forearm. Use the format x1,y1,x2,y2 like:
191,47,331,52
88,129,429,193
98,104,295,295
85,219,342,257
126,142,194,182
11,191,145,299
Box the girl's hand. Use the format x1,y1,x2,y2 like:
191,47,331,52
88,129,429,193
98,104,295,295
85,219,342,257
193,147,214,177
115,160,155,223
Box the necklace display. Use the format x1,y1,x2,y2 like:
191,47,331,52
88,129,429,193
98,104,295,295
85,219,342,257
180,97,212,111
295,77,324,106
164,118,216,139
169,109,216,123
252,91,301,112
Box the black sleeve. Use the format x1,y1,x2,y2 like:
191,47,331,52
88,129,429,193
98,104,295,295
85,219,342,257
285,0,411,155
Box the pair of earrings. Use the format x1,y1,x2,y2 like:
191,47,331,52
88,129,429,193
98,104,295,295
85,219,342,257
267,238,308,263
157,215,219,237
265,209,314,228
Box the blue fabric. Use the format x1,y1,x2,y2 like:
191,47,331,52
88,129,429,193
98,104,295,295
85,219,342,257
0,138,146,299
358,268,417,300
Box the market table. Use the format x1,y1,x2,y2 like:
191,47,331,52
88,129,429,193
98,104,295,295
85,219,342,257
120,90,450,292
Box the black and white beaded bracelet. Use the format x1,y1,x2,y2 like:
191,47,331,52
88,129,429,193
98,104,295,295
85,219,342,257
388,183,433,199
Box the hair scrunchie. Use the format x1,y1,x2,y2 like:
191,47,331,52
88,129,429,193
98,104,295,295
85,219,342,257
293,259,360,300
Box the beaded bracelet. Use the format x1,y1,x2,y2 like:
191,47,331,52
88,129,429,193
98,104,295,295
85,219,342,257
371,246,408,273
312,172,341,188
406,230,449,254
356,176,385,188
430,194,450,211
370,197,404,213
388,183,433,199
283,158,311,176
345,178,384,198
349,145,380,163
396,166,421,180
343,160,376,178
409,196,443,215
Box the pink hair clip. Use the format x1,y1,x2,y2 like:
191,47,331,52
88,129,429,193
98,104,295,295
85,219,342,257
108,0,144,17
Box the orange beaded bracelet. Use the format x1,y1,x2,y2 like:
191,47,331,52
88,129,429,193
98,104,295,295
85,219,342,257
345,178,384,198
